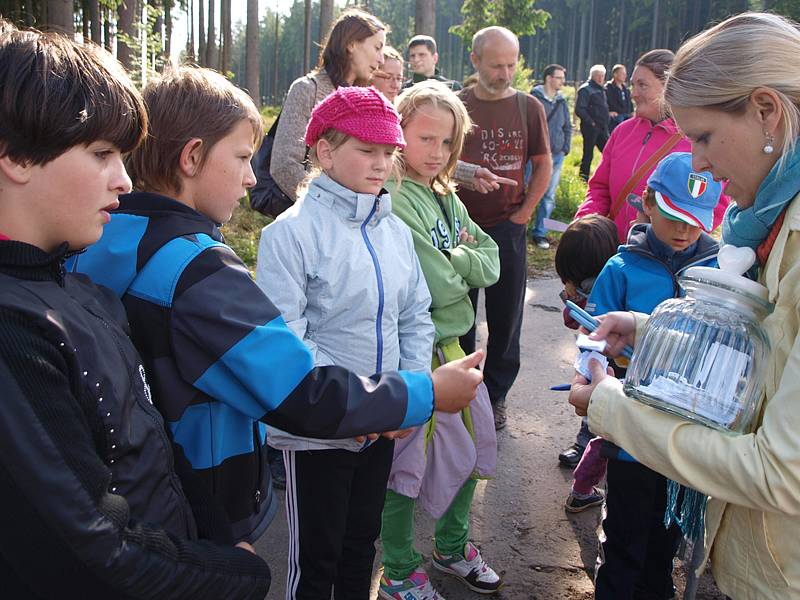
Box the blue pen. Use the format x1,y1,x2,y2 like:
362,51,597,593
550,384,571,391
565,300,634,360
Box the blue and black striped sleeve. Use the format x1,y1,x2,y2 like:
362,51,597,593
170,245,434,437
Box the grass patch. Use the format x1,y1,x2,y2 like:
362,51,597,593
221,198,271,274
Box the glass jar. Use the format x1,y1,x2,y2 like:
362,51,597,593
623,264,772,434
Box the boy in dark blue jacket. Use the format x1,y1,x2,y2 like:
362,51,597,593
72,67,483,546
588,152,722,600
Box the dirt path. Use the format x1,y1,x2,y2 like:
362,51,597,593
255,277,725,599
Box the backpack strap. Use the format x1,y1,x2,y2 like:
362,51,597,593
516,91,529,150
608,132,683,221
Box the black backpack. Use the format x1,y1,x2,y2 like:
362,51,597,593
248,113,295,218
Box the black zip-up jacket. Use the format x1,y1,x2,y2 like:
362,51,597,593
0,240,269,599
604,80,633,116
575,79,610,129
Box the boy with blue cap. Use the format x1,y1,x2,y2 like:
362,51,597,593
582,152,723,599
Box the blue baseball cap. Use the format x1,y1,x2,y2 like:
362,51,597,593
646,152,722,232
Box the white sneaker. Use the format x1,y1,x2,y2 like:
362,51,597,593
431,541,503,594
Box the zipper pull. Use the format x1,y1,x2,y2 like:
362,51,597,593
254,488,262,510
643,130,653,145
375,197,381,213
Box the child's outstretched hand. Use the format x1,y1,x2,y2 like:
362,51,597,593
432,350,485,413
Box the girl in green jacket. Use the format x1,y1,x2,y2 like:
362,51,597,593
379,80,502,600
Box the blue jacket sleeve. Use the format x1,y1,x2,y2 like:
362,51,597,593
587,257,627,317
170,246,434,437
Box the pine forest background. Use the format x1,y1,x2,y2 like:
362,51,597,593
3,0,800,109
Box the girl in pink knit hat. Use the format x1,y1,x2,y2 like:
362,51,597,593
256,85,441,599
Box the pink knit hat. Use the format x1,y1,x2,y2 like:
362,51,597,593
304,86,406,148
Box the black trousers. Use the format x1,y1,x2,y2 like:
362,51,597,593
595,459,683,600
460,220,528,407
580,122,609,181
283,438,394,600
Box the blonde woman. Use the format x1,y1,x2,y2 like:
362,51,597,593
570,12,800,600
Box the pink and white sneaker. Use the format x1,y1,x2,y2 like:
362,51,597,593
431,541,503,594
378,567,445,600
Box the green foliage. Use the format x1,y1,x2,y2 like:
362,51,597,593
512,56,536,93
450,0,550,50
222,199,271,272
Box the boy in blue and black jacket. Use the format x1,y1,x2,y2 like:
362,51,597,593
72,67,483,548
588,152,722,600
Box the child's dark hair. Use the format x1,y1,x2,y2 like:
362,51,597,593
0,25,146,166
126,67,263,194
555,215,619,284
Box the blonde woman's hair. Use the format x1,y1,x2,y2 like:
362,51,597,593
395,80,472,194
665,12,800,165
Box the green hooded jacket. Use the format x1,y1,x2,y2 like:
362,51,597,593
388,178,500,346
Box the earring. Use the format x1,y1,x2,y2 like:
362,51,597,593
763,131,775,155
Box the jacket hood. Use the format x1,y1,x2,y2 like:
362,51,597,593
69,192,222,297
531,84,565,103
305,173,392,225
622,223,719,274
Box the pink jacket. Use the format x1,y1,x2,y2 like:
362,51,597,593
575,116,730,242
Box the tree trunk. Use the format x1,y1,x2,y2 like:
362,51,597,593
577,7,587,81
88,0,102,44
616,0,624,60
303,0,311,73
319,0,334,46
46,0,74,34
206,0,217,69
650,0,659,49
246,0,260,107
273,12,280,104
81,1,90,41
220,0,231,74
415,0,435,37
198,0,206,65
104,4,113,51
117,0,137,70
164,0,173,62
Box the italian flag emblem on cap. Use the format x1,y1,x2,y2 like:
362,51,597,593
688,173,708,198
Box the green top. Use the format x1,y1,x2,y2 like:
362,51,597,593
388,178,500,345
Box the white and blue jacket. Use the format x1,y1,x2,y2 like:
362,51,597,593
257,174,435,452
71,192,435,543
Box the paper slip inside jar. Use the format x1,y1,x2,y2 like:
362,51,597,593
635,341,750,427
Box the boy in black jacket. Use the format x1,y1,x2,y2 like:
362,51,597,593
0,23,270,598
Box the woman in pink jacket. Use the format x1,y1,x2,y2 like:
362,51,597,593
575,49,730,242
